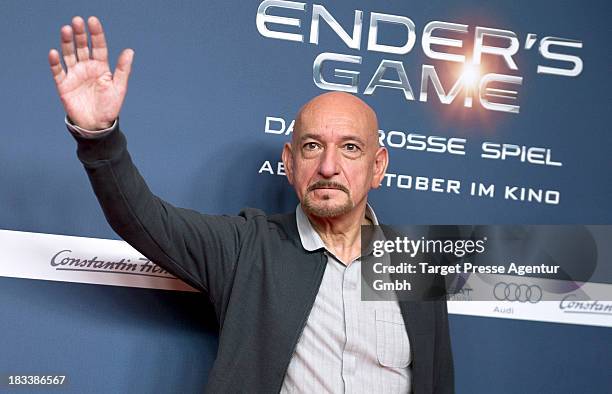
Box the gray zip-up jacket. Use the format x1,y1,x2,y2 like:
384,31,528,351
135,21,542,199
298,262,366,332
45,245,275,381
71,122,454,393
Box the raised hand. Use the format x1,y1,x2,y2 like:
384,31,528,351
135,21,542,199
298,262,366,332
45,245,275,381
49,16,134,131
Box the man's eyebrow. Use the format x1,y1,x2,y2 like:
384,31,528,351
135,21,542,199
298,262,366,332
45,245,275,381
338,135,366,146
298,133,367,146
298,133,322,142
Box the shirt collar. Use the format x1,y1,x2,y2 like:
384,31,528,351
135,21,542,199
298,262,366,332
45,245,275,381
296,203,380,252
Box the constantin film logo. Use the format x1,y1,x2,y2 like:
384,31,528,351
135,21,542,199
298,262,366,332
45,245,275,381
50,249,177,279
559,295,612,316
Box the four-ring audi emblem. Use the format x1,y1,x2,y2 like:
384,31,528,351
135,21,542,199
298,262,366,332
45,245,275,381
493,282,542,303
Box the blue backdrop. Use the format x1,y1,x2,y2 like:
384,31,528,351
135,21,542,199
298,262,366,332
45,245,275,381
1,0,610,393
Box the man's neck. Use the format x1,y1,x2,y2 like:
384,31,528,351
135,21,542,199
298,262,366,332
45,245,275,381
305,202,372,266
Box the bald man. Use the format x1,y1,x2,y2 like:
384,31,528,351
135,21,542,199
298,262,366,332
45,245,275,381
51,16,453,394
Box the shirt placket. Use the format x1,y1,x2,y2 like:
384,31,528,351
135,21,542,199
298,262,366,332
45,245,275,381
341,259,360,393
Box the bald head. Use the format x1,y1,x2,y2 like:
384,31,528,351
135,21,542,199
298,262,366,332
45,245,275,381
292,92,379,151
282,91,389,219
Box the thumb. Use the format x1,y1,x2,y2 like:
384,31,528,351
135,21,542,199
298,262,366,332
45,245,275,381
113,48,134,92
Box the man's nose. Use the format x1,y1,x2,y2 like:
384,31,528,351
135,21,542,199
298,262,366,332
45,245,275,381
318,146,340,178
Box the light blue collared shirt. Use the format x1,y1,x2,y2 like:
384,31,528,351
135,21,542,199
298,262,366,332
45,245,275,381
281,204,411,394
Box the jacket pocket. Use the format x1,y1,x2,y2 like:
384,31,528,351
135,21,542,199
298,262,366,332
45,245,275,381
375,309,411,368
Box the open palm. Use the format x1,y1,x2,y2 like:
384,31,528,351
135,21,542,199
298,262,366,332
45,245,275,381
49,16,134,131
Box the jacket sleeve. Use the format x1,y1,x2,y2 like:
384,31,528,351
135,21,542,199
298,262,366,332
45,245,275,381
433,300,455,394
70,121,246,305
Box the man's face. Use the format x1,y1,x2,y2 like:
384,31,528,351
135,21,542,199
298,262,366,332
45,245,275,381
282,93,388,218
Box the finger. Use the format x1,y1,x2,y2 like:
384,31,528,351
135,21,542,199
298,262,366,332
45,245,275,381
113,49,134,93
72,16,90,61
87,16,108,63
48,49,66,84
60,25,77,68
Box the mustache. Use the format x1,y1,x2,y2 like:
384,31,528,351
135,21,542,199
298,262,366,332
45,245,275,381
307,180,349,194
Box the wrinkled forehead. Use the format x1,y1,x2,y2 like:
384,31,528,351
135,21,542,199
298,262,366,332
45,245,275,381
293,95,379,143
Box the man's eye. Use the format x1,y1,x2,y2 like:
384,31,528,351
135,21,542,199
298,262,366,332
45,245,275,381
344,143,359,152
304,142,319,150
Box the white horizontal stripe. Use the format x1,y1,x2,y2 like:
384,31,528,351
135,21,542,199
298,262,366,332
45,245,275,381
1,229,610,328
0,229,196,292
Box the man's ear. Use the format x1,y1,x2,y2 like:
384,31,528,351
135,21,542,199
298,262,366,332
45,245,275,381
371,146,388,189
282,142,294,185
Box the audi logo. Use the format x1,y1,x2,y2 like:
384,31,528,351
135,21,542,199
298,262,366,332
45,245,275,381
493,282,542,303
